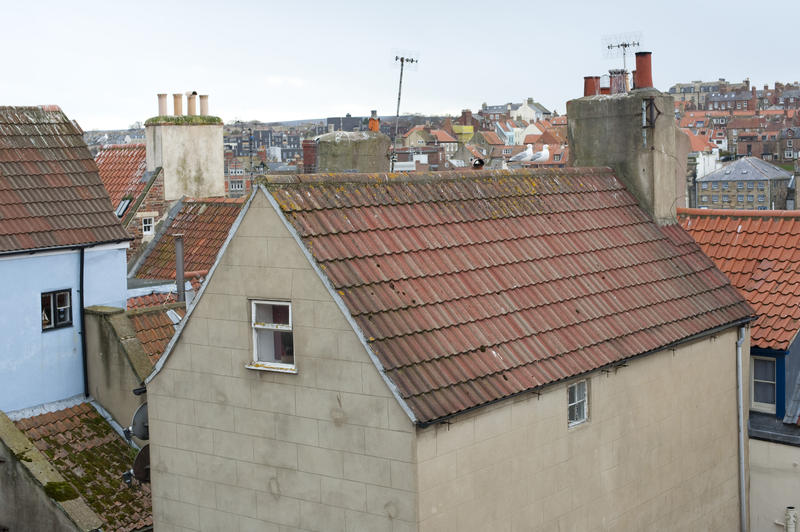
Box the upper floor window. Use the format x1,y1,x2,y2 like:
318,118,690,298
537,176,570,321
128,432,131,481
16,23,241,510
568,380,588,427
751,357,776,414
42,290,72,331
248,300,295,373
142,217,154,236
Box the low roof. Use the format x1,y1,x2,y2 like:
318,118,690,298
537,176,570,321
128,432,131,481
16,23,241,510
678,208,800,351
95,143,147,212
133,197,244,280
130,305,186,365
0,106,132,254
12,402,151,531
264,169,751,424
697,156,792,182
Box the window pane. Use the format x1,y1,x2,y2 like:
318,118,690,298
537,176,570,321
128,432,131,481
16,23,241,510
568,385,575,404
56,291,70,308
41,294,53,329
256,329,277,362
255,303,289,325
577,381,586,399
256,330,294,364
754,382,775,404
568,403,577,422
754,359,775,381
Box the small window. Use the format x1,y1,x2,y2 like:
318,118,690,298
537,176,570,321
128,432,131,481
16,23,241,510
747,194,754,202
737,194,745,202
42,290,72,331
751,357,776,414
723,195,730,202
788,140,794,148
553,154,561,162
757,194,766,203
700,195,709,202
747,182,754,190
568,380,588,427
737,182,744,190
230,180,244,191
711,182,719,190
757,182,765,190
711,195,719,203
786,150,794,159
142,217,154,236
722,182,729,190
248,300,295,373
701,183,708,190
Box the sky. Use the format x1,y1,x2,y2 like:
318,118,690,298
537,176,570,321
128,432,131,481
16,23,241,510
3,0,798,130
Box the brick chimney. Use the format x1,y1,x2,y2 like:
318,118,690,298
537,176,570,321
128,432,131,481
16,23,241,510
302,139,317,173
568,53,689,225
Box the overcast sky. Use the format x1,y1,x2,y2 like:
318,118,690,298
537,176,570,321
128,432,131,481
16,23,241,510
3,0,797,130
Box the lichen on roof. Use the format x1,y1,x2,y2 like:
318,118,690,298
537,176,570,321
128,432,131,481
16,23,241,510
144,115,222,126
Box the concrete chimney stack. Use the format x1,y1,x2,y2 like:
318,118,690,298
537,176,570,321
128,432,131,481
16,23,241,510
634,52,653,89
187,92,197,116
173,93,183,116
199,94,209,115
158,94,167,116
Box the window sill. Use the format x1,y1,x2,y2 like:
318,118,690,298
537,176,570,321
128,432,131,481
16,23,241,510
568,419,588,429
245,362,298,374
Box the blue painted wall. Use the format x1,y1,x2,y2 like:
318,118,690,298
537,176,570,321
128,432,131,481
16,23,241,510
0,246,127,412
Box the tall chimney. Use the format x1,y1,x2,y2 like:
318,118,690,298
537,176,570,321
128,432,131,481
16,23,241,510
157,94,167,116
173,93,183,116
199,94,209,115
174,234,185,302
187,91,197,116
635,52,653,89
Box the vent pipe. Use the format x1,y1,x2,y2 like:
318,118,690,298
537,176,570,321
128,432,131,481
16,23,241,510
199,94,209,115
172,93,183,116
787,507,798,532
635,52,653,89
174,234,185,302
187,91,197,116
157,94,167,116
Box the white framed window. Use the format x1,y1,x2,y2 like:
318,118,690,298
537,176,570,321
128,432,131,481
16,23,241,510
722,182,729,190
142,217,154,236
568,380,588,427
737,194,745,202
700,182,708,190
757,194,766,203
751,357,776,414
230,180,244,191
723,195,730,202
248,300,295,373
700,195,709,202
788,140,793,148
786,150,794,159
42,289,72,331
747,194,754,202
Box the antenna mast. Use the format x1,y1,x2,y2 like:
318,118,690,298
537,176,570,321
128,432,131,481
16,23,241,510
607,40,640,71
392,55,417,172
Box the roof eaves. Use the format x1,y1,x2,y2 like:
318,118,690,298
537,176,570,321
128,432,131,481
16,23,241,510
260,185,419,426
145,188,258,384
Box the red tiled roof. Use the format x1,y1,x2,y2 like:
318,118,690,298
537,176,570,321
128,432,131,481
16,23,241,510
127,292,177,309
678,208,800,350
130,306,185,364
0,106,132,253
402,125,424,138
14,403,152,531
95,144,147,211
430,129,457,143
135,198,244,280
682,129,718,153
523,134,542,145
479,131,503,145
269,169,752,424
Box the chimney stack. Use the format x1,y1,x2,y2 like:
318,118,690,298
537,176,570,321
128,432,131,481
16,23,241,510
199,94,209,115
368,110,380,132
187,91,197,116
158,94,167,116
302,139,317,173
583,76,600,97
172,93,183,116
609,70,627,95
634,52,653,89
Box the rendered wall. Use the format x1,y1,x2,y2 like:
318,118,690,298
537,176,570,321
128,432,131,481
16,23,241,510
750,438,800,531
568,90,689,225
148,189,417,532
317,131,391,173
0,246,127,412
415,328,749,532
146,124,224,200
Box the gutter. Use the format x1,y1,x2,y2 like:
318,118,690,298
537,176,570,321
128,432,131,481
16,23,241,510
736,325,748,532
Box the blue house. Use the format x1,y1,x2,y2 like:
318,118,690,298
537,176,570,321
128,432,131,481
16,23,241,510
0,106,131,413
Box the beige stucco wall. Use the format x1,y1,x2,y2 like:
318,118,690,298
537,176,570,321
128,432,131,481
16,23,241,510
147,189,417,532
146,124,224,200
749,438,800,531
416,327,749,532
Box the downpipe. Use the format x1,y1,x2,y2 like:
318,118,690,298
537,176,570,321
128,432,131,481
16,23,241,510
736,325,747,532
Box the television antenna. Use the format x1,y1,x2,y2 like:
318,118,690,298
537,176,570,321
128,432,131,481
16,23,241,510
602,32,642,71
390,50,419,172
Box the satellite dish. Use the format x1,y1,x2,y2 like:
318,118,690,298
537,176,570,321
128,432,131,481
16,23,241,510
128,403,149,440
133,444,150,483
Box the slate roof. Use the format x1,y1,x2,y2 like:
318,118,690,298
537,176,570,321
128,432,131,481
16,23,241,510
0,106,132,254
130,306,185,364
95,144,147,213
677,208,800,351
268,169,752,424
14,402,152,531
134,197,244,280
697,156,792,182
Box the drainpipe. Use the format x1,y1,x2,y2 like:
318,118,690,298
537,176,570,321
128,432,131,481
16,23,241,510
80,247,89,397
736,325,748,532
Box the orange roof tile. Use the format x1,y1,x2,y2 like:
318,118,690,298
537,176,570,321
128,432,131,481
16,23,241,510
95,144,147,211
479,131,503,145
14,403,152,531
134,198,244,280
130,306,186,364
430,129,457,143
523,134,542,145
678,208,800,350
